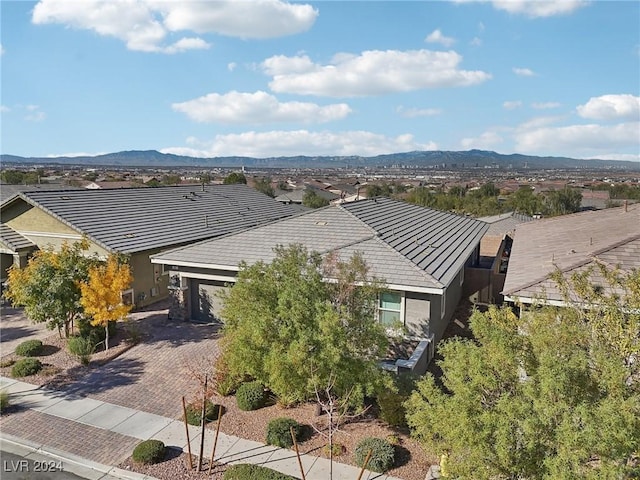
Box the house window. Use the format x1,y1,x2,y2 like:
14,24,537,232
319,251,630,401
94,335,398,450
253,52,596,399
379,291,402,327
121,289,134,306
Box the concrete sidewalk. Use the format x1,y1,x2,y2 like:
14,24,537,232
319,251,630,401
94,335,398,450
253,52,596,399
1,376,402,480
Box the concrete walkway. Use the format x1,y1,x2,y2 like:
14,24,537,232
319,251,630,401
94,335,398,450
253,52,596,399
1,377,402,480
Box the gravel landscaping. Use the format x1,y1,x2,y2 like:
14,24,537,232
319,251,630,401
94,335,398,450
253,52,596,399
1,304,437,480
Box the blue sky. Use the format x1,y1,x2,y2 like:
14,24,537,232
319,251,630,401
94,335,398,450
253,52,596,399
1,0,639,160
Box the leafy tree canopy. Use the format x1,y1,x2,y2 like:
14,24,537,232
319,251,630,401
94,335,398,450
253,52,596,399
219,244,390,407
405,265,640,479
253,177,275,197
223,172,247,185
5,240,100,337
302,189,330,208
79,254,133,349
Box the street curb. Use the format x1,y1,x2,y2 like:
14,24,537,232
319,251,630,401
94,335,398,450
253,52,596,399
0,432,160,480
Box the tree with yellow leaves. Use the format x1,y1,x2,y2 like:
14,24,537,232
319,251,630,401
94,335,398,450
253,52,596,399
79,255,133,350
5,239,99,338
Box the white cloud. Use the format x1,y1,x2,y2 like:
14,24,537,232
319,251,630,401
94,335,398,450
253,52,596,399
513,67,535,77
470,37,482,47
397,106,443,118
425,29,456,47
0,105,10,113
263,50,491,97
227,62,237,72
460,131,504,149
163,37,210,54
161,130,438,157
172,90,351,124
26,104,40,111
25,111,46,122
0,44,4,55
503,100,522,110
576,94,640,121
454,1,588,18
532,102,561,110
514,121,639,156
31,0,317,53
46,151,107,157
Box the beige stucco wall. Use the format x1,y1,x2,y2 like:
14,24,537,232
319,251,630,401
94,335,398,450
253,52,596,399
129,249,170,308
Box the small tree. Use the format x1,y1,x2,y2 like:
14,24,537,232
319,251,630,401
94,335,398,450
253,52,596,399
79,254,133,350
219,245,389,408
405,265,640,479
223,172,247,185
5,239,98,337
253,177,275,197
302,190,329,208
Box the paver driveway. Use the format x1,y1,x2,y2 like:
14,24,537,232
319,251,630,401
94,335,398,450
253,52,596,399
0,306,52,356
56,301,222,419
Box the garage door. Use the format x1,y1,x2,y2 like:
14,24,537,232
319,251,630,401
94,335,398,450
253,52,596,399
189,279,228,323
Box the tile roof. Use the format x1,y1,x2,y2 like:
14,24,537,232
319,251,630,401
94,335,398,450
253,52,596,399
342,198,489,287
153,197,488,291
3,185,299,254
502,203,640,300
0,223,36,252
1,183,81,204
478,211,534,236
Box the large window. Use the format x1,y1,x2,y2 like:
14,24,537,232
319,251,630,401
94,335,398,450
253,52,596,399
379,291,402,326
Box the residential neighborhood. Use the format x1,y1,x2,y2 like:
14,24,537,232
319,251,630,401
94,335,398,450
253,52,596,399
1,169,638,480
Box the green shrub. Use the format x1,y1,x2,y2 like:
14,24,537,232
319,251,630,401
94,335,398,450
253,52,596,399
11,358,43,377
236,381,265,411
185,400,223,426
67,336,95,365
266,418,301,448
377,372,418,427
0,391,9,413
77,317,116,347
222,464,297,480
15,340,43,357
216,376,241,396
131,439,165,465
355,437,395,473
323,442,345,457
377,390,407,427
0,359,16,368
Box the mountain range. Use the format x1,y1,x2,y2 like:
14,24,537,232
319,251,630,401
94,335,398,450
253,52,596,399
1,150,638,170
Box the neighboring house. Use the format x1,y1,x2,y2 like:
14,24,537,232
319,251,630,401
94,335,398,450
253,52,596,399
1,183,81,204
0,185,299,308
502,203,640,306
274,186,340,205
151,197,488,352
478,211,534,259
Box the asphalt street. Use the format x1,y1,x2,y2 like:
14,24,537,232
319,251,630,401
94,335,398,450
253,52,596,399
0,450,86,480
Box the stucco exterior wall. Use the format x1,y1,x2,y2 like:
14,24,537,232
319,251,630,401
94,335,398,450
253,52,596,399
404,291,431,337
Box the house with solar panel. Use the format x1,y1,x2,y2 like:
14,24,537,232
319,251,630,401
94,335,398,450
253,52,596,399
151,197,489,369
0,185,299,307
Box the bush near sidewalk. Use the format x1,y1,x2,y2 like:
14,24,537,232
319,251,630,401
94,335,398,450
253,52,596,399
223,464,297,480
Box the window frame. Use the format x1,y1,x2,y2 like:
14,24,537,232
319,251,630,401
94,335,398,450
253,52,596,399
378,290,405,328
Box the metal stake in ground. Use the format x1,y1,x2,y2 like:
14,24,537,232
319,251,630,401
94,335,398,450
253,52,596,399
208,406,223,475
181,396,193,470
290,426,306,480
197,374,208,472
356,449,373,480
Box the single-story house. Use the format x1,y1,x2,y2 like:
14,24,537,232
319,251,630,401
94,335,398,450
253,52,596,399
0,184,299,307
151,197,489,350
502,203,640,306
477,211,533,259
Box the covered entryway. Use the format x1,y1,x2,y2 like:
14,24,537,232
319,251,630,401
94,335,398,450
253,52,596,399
188,278,227,323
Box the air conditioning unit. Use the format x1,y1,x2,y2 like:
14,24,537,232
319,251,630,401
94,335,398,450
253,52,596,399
150,287,159,297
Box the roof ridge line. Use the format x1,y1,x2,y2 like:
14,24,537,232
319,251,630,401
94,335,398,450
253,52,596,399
504,232,640,296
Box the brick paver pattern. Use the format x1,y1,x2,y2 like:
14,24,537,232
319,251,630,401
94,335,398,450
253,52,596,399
56,303,221,419
0,409,140,465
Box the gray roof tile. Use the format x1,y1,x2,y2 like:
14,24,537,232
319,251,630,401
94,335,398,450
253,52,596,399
4,185,298,254
153,197,488,290
0,223,36,252
503,204,640,299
